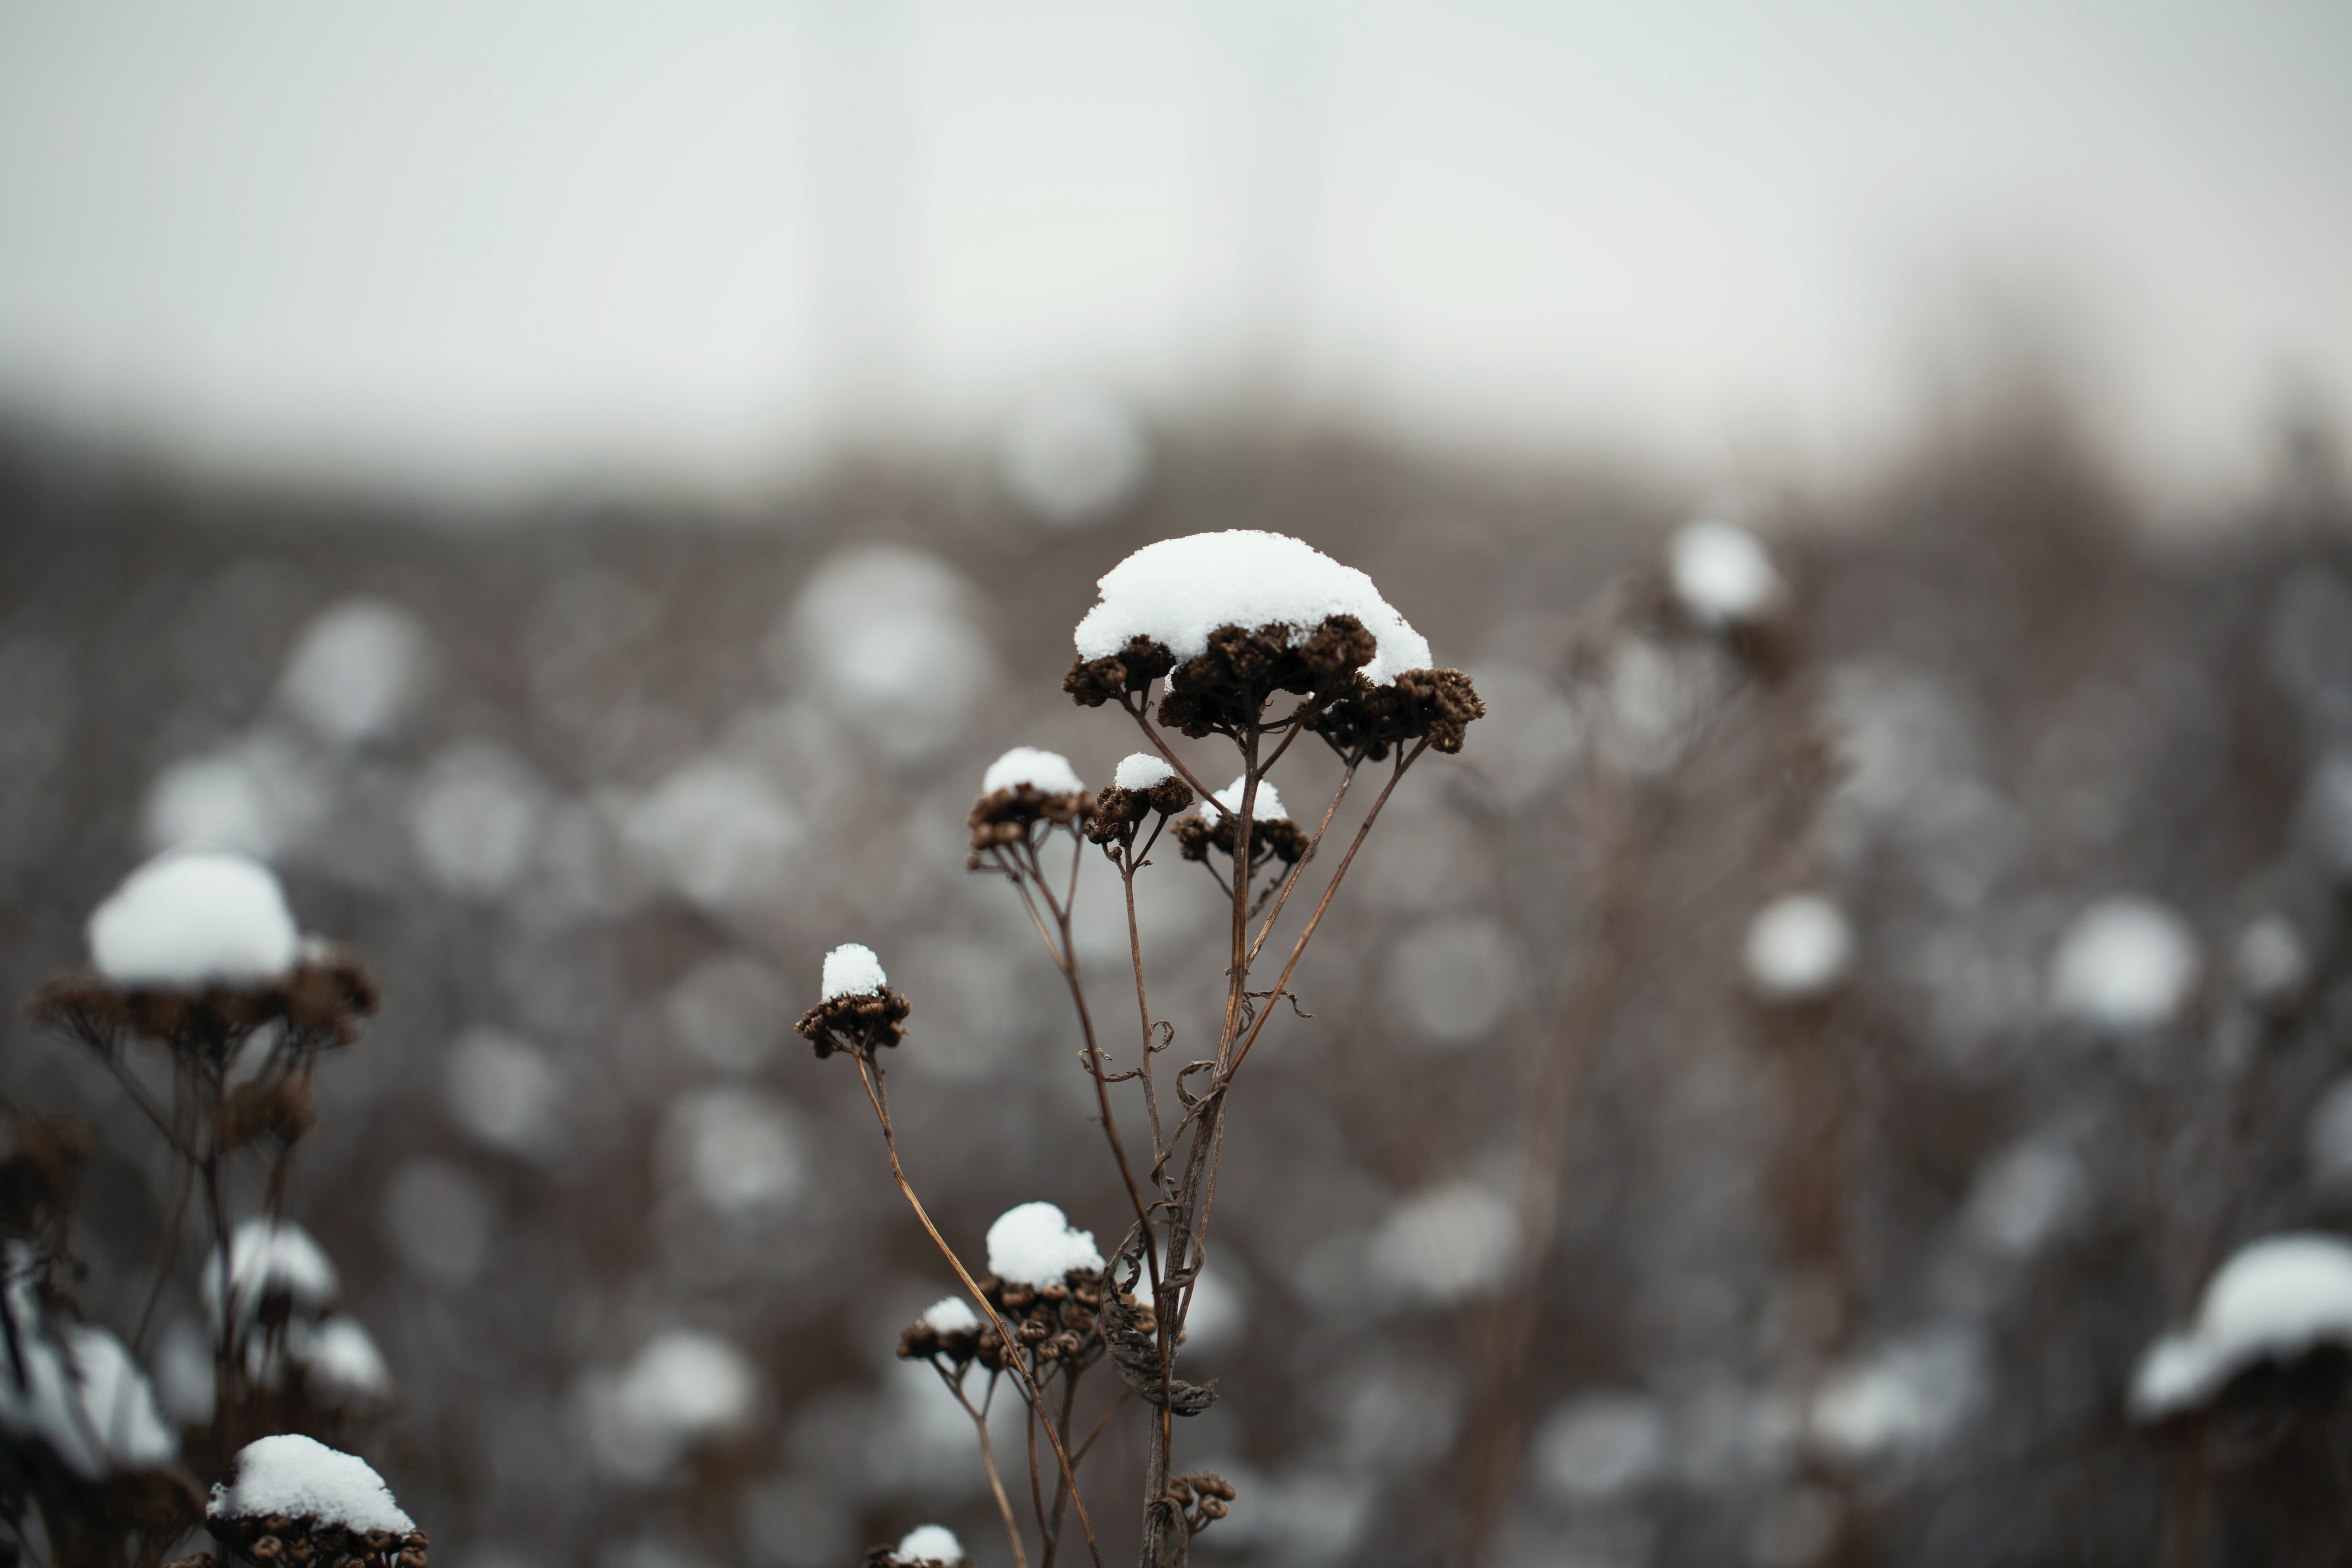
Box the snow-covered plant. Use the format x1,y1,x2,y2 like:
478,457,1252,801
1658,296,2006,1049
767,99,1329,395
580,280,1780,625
17,848,407,1567
798,530,1482,1568
197,1433,426,1568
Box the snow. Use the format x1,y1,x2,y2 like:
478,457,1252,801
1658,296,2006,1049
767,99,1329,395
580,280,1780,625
1744,894,1855,1002
2050,896,2200,1031
822,943,889,1001
1114,751,1176,790
278,598,430,747
921,1295,981,1333
1073,530,1433,686
1204,775,1290,824
210,1433,414,1531
986,1202,1104,1287
0,1265,180,1478
1369,1182,1516,1305
290,1316,394,1404
891,1524,968,1564
1668,520,1783,627
87,849,300,988
2130,1233,2352,1420
981,746,1085,797
202,1218,340,1329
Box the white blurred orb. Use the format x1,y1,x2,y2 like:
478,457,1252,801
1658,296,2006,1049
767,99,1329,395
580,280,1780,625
1368,1182,1515,1306
1531,1391,1666,1502
621,757,801,912
772,546,994,761
408,746,543,899
2049,896,2200,1032
444,1027,563,1159
999,387,1150,527
1387,915,1520,1046
663,1089,806,1216
1669,520,1783,627
2234,913,2311,1009
278,598,431,747
1744,893,1855,1003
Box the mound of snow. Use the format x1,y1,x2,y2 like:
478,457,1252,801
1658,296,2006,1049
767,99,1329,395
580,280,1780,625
1074,530,1432,685
822,943,888,1001
1114,752,1176,789
1203,776,1290,824
922,1296,981,1333
201,1218,340,1330
889,1524,967,1564
210,1433,413,1531
981,747,1085,796
987,1202,1104,1287
2131,1233,2352,1420
87,851,300,987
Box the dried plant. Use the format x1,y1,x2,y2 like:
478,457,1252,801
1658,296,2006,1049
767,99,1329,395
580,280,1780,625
800,530,1484,1567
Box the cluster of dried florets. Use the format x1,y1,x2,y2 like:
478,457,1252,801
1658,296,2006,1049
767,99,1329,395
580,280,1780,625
795,944,911,1059
1085,753,1195,846
192,1514,429,1568
33,947,378,1060
1174,778,1310,871
1159,1472,1237,1535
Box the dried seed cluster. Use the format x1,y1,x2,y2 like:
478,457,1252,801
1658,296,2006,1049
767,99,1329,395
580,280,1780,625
968,783,1093,853
1085,777,1196,845
899,1271,1106,1376
1164,1471,1236,1531
32,950,380,1060
187,1514,429,1568
795,987,912,1060
1174,811,1309,869
862,1550,957,1568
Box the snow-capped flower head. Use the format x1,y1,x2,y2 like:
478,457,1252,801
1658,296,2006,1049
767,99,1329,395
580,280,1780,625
1668,519,1785,630
896,1293,986,1364
199,1217,340,1332
2129,1232,2352,1422
883,1524,967,1566
1744,893,1856,1004
2050,896,2200,1033
209,1432,416,1534
86,849,300,989
0,1272,180,1479
1087,751,1197,843
796,943,909,1060
1064,530,1482,759
1177,774,1308,871
987,1201,1104,1289
970,746,1093,853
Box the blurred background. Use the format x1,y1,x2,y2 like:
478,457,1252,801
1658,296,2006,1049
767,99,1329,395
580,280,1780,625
3,3,2352,1565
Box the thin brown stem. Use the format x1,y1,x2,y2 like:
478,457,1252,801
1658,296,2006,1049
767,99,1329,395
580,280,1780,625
850,1054,1105,1568
943,1365,1029,1568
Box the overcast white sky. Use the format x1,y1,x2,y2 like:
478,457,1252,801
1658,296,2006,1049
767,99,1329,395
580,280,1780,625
1,1,2346,500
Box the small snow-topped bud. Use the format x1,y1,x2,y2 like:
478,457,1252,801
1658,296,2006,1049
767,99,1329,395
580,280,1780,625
2051,896,2199,1032
1744,894,1854,1003
982,747,1085,798
987,1201,1104,1288
209,1432,415,1532
1073,530,1431,685
201,1218,340,1330
1114,752,1176,791
2130,1232,2352,1421
888,1525,967,1565
822,944,889,1002
1668,520,1783,628
87,850,300,988
1205,776,1290,824
921,1295,981,1333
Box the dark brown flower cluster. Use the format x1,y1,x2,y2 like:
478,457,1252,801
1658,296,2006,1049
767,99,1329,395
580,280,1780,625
861,1548,957,1568
1174,811,1309,869
922,1271,1106,1375
1066,616,1379,738
1163,1472,1237,1535
194,1513,429,1568
795,988,911,1060
1306,666,1487,760
1083,775,1195,846
893,1310,983,1368
968,783,1094,855
32,947,380,1062
0,1114,94,1247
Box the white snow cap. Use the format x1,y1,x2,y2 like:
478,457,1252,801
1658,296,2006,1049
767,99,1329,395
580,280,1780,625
289,1316,395,1405
87,850,300,988
1744,894,1855,1002
822,943,889,1002
202,1218,340,1330
0,1269,181,1479
1114,752,1176,790
987,1202,1104,1287
981,746,1085,797
891,1524,968,1565
1668,520,1784,627
2131,1233,2352,1421
1204,775,1290,824
210,1433,414,1531
921,1295,981,1333
1073,530,1433,685
2051,896,2200,1032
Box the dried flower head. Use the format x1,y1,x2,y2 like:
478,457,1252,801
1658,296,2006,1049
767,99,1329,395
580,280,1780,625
968,746,1094,851
797,944,911,1060
0,1114,95,1243
33,944,380,1065
1086,751,1196,844
896,1294,984,1365
1175,776,1310,869
1305,666,1487,760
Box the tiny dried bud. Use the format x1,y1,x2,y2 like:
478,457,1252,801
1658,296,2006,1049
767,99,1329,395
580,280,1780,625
252,1539,284,1562
1039,1281,1070,1304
